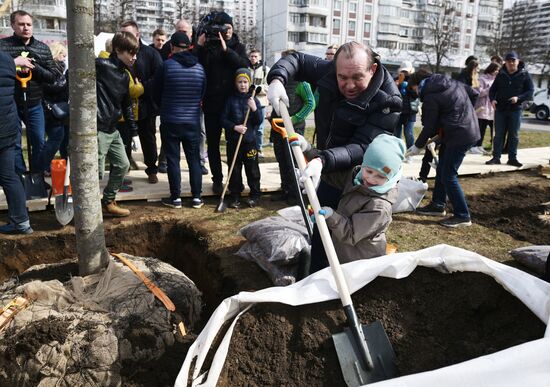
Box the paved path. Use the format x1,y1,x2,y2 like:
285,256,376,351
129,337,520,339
1,146,549,212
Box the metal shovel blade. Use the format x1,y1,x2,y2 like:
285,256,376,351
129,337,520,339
55,194,74,226
333,320,398,386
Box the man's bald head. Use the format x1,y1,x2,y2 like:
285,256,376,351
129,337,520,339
175,19,192,39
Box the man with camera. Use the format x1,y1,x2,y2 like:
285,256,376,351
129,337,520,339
195,11,249,195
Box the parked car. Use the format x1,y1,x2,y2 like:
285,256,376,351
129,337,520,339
529,87,550,120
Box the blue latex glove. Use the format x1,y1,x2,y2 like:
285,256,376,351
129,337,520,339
310,206,334,223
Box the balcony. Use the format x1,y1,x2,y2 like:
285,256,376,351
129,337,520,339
25,4,66,19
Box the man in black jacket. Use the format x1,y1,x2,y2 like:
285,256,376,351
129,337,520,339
267,41,401,273
120,20,163,184
195,11,249,194
0,10,57,175
0,50,32,234
407,69,480,228
486,51,534,168
96,31,138,217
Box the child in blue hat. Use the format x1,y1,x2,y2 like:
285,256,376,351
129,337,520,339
309,134,406,273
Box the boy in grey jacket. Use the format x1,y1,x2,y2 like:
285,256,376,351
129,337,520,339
310,134,405,272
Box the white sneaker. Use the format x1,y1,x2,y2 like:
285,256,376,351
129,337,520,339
468,146,483,155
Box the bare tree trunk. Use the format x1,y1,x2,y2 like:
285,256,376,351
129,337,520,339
67,0,109,275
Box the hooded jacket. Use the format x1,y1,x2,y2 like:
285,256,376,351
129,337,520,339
325,166,398,262
0,34,58,107
220,91,262,144
475,73,496,121
195,33,249,115
267,51,402,179
489,62,534,111
414,74,480,148
0,50,19,141
153,51,206,125
95,55,136,134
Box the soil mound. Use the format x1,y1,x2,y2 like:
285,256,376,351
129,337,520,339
221,267,546,386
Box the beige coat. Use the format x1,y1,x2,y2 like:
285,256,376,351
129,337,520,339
325,168,398,263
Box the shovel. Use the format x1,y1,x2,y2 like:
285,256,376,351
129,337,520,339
16,71,48,200
55,157,73,226
279,103,397,386
270,118,313,240
215,86,261,213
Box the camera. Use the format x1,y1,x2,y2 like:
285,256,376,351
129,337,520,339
198,12,231,41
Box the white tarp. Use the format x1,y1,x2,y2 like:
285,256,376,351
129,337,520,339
175,244,550,387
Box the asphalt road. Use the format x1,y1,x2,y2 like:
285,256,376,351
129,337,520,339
522,117,550,132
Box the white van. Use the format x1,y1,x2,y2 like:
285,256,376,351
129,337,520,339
529,87,550,120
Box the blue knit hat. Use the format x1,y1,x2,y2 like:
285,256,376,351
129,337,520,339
235,67,253,83
354,134,406,193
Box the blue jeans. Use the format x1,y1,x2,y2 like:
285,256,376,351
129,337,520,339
0,134,30,226
256,106,266,151
39,120,65,172
17,103,46,172
493,109,521,161
393,115,415,149
432,143,473,219
160,122,202,199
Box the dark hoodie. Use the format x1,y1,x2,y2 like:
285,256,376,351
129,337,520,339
415,74,480,148
489,62,534,111
194,33,249,115
152,51,206,125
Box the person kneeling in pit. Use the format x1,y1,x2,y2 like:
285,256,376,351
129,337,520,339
308,134,405,273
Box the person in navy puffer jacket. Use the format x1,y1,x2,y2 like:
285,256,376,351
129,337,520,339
220,68,262,208
153,32,206,209
0,50,32,234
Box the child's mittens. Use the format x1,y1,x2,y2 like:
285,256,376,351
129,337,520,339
319,207,334,219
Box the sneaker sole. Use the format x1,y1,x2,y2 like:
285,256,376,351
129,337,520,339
440,221,472,228
416,210,447,216
192,203,204,209
162,202,182,209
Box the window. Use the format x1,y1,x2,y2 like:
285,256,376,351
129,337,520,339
307,32,327,43
288,31,300,43
334,0,342,10
333,18,341,29
364,22,371,32
379,6,398,17
349,2,357,12
348,20,356,31
399,27,409,37
364,4,372,14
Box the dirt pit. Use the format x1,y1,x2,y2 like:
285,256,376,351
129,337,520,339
219,267,546,386
0,170,549,386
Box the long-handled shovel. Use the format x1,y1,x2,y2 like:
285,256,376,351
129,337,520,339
279,103,397,386
16,71,48,200
270,118,313,240
55,157,74,226
215,86,261,213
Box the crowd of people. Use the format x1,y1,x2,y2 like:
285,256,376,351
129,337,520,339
0,7,536,278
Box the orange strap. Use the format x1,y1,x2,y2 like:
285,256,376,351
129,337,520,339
111,252,176,312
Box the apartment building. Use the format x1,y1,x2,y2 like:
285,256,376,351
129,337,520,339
502,0,550,61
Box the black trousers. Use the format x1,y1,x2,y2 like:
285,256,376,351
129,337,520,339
204,113,224,184
137,116,158,175
226,139,261,199
271,123,304,194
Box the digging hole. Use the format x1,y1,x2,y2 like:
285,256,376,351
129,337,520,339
0,221,243,328
219,267,546,386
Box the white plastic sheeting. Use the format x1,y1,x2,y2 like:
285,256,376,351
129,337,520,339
175,244,550,387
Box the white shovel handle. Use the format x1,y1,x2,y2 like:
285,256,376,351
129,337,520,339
64,157,70,187
279,104,353,308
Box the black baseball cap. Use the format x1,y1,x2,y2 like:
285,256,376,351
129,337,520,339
171,32,191,49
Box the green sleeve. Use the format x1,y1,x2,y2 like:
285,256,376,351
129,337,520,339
291,81,316,125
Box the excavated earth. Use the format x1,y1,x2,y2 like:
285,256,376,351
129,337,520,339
0,169,548,386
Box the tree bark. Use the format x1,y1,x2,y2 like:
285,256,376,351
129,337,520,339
67,0,109,275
